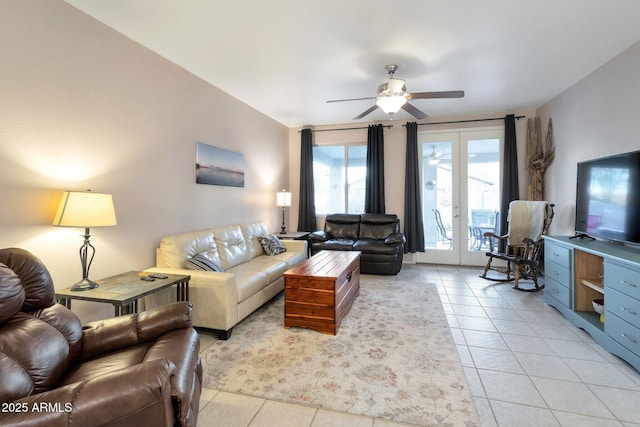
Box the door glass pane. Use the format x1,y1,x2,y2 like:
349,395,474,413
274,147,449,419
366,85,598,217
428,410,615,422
423,142,453,250
467,138,500,251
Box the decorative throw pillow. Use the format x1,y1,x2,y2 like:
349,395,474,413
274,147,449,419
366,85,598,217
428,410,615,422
257,234,287,256
184,253,224,272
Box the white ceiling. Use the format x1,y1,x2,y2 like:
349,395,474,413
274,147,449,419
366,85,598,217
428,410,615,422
65,0,640,128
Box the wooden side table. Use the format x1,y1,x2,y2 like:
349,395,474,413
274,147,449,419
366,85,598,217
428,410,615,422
55,271,190,317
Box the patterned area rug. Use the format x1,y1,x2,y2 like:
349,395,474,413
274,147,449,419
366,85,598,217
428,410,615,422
201,278,479,426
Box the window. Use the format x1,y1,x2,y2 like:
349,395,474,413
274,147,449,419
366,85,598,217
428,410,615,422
313,144,366,215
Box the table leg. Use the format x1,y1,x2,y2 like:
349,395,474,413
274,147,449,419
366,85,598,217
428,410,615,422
176,279,190,301
57,298,71,310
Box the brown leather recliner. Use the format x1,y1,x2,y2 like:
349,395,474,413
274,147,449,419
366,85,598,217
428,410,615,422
0,248,202,427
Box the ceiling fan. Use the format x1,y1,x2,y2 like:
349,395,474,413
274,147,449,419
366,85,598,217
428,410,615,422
326,64,464,120
427,145,447,165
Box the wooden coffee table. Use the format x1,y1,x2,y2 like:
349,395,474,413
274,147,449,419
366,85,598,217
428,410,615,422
283,250,360,335
56,271,190,317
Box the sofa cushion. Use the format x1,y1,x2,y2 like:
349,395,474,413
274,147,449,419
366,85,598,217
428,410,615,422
240,222,270,259
353,239,402,255
214,225,251,270
230,256,288,284
158,230,221,270
313,239,356,252
257,234,286,255
223,269,268,303
325,214,360,239
184,254,224,272
273,250,307,269
359,214,399,240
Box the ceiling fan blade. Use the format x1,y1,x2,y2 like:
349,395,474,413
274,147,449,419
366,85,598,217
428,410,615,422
353,105,379,120
326,96,376,103
402,102,428,119
408,90,465,99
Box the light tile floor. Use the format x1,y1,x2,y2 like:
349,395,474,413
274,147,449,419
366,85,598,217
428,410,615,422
197,264,640,426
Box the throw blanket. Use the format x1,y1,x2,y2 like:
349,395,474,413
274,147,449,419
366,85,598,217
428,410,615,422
507,200,548,247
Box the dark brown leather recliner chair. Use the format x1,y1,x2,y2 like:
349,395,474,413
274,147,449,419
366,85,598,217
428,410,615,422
0,248,202,427
309,214,406,275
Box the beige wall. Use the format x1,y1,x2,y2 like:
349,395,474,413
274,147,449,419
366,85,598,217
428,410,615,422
537,41,640,236
0,1,289,322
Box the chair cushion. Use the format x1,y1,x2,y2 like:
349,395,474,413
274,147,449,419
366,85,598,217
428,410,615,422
0,248,56,312
0,263,24,324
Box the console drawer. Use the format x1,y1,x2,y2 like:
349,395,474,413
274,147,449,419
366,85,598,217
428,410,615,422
545,260,570,285
605,260,640,299
544,277,571,308
606,286,640,326
546,242,571,269
606,313,640,357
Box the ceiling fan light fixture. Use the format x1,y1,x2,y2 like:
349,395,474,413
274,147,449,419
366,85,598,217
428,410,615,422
376,94,407,114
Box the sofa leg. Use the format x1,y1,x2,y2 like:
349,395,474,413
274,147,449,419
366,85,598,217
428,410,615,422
213,328,232,340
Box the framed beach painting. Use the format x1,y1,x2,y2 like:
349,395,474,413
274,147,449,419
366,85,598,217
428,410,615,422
195,142,245,187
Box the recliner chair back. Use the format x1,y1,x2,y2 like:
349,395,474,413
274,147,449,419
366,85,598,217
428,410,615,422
0,248,83,401
324,214,360,239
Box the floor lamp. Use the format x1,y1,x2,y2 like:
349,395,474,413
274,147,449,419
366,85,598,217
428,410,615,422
276,189,291,234
52,190,117,291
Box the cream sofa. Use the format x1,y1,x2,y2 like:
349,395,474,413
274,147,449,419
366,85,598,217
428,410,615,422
144,222,307,339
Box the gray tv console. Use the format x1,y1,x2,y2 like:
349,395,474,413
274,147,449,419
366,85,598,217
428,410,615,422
543,236,640,372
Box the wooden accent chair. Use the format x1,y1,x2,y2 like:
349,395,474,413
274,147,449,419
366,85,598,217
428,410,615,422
480,201,555,291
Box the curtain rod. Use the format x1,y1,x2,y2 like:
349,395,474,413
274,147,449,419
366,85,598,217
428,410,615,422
298,124,393,133
405,115,526,127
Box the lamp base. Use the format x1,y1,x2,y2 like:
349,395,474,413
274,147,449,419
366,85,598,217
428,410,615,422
70,278,99,291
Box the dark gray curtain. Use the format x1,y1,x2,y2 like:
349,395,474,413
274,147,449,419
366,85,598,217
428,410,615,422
365,124,385,213
297,128,316,231
404,122,425,253
500,114,520,239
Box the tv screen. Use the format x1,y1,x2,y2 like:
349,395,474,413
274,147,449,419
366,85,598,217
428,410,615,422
575,150,640,245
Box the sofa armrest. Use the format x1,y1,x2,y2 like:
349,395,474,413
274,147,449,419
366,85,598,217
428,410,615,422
81,302,192,360
281,239,307,254
308,230,329,242
384,233,406,245
1,359,176,427
144,268,239,331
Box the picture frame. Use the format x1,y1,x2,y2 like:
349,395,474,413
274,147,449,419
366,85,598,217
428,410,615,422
195,141,245,187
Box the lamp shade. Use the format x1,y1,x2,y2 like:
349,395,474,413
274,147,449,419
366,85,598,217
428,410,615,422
276,190,292,207
52,191,117,227
376,95,407,114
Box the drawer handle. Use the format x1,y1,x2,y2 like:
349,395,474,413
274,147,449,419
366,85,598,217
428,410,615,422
550,288,559,295
621,280,638,288
621,333,638,344
346,274,352,282
621,306,638,316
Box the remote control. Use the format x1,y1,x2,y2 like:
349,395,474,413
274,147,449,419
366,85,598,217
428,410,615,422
149,273,168,279
140,276,155,281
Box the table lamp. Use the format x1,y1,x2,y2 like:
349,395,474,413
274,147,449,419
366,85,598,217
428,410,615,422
52,190,117,291
276,189,291,234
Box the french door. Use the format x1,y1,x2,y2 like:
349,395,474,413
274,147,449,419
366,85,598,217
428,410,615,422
416,127,503,266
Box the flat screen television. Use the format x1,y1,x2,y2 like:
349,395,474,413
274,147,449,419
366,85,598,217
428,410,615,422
575,150,640,245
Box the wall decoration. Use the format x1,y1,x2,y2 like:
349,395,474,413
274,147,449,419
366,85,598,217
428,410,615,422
196,141,245,187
